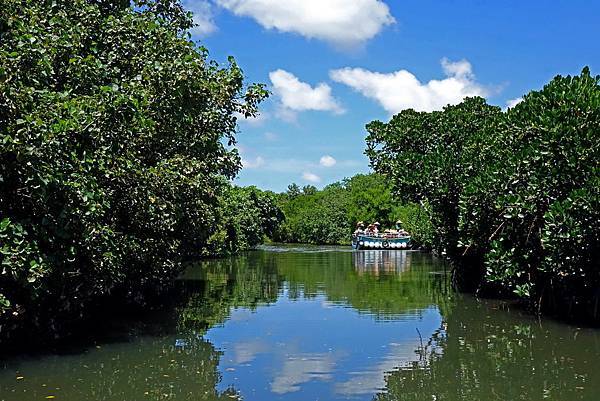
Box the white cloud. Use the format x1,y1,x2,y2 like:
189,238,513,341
183,0,217,36
242,155,265,169
269,69,344,119
234,111,269,126
506,97,523,109
319,155,337,167
441,58,472,78
302,171,321,183
215,0,394,48
264,132,278,141
330,58,489,114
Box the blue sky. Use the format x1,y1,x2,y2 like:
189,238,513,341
184,0,599,192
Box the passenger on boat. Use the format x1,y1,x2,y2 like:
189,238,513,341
395,220,409,236
372,222,380,235
354,221,365,235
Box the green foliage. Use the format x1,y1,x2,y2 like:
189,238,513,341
273,173,432,245
345,173,398,228
394,202,436,250
0,0,268,339
484,69,600,314
207,186,284,256
366,69,600,319
275,181,350,244
367,97,504,260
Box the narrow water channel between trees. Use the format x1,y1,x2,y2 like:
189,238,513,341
1,246,599,401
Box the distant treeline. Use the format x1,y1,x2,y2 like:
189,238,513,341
0,0,279,344
271,173,434,247
366,69,599,321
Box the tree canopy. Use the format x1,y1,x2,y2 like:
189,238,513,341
272,173,433,246
366,68,600,320
0,0,272,341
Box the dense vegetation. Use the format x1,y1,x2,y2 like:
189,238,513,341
366,68,600,320
1,0,596,350
273,173,434,246
0,0,280,343
208,186,283,255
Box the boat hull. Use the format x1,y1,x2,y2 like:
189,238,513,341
352,235,411,250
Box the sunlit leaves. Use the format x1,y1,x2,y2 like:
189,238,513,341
272,173,431,246
0,0,267,341
366,69,600,319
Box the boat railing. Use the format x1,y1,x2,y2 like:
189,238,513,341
353,232,410,239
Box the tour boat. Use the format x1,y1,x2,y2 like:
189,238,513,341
352,234,411,250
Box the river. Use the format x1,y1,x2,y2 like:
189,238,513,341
1,246,599,400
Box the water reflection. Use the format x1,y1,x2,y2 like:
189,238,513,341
376,299,600,401
335,326,442,396
198,250,447,400
0,334,238,401
353,250,411,275
232,339,268,365
2,248,599,401
271,352,336,394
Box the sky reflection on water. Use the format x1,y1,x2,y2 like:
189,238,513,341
202,249,444,400
2,248,599,401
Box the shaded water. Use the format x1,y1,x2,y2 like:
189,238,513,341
1,246,599,400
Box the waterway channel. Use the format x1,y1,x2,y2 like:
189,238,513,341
1,246,598,400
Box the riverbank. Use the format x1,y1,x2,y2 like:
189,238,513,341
365,69,600,323
0,1,283,346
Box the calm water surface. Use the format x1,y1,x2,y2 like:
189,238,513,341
1,246,599,400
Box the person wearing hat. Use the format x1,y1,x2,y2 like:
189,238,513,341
372,222,380,235
395,220,408,236
354,221,365,236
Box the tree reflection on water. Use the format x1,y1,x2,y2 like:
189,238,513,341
374,297,600,401
4,248,596,401
0,332,239,401
180,249,451,325
353,250,412,275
